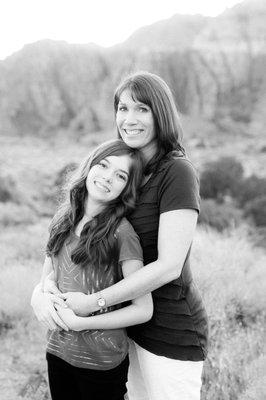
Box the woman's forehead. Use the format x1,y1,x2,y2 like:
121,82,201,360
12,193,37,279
119,88,147,105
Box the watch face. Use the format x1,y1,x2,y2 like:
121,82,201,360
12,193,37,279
98,298,106,307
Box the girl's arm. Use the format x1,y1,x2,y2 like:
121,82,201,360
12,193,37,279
31,256,69,331
56,259,153,331
60,209,197,315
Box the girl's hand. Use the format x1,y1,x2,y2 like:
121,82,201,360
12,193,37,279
58,292,95,316
55,305,83,331
31,285,69,331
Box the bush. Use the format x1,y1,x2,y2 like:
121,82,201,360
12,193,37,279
54,162,78,188
236,175,266,207
198,199,242,231
200,157,244,201
244,196,266,227
0,175,20,203
0,203,37,226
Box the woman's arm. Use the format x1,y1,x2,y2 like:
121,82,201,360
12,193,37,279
56,259,153,331
31,256,69,330
60,209,197,315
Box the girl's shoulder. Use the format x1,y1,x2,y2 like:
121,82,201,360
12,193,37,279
115,218,137,238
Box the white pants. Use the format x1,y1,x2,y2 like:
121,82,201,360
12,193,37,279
126,340,203,400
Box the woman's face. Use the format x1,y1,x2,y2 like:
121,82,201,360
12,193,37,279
86,154,131,204
116,89,156,152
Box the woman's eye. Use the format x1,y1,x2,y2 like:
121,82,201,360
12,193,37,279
99,161,107,168
138,106,149,113
118,106,127,112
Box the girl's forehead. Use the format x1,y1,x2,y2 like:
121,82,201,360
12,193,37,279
103,155,132,171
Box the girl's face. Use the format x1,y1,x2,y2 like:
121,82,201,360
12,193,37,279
86,154,132,203
116,89,156,152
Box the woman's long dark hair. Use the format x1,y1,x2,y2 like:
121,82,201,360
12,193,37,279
114,71,185,175
46,139,143,272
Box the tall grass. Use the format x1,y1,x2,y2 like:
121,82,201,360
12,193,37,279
193,226,266,400
0,221,265,399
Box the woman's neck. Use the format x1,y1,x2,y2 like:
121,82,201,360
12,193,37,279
140,139,158,164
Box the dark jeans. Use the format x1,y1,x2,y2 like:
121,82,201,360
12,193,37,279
46,352,129,400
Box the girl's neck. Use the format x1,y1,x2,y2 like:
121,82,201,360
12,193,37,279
74,197,104,237
83,196,104,221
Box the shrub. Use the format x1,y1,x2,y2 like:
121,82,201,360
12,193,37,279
54,162,78,188
244,196,266,227
0,203,36,226
0,175,20,203
236,175,266,207
198,199,242,231
200,157,244,201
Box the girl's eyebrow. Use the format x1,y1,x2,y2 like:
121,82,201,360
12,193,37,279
102,159,129,176
118,169,129,176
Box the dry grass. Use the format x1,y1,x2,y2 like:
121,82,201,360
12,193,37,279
0,133,265,399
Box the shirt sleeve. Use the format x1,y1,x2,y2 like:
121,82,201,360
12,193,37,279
158,158,200,214
116,219,143,263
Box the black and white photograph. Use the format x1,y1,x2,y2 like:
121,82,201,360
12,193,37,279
0,1,265,399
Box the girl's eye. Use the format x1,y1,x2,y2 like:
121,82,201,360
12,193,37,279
118,106,127,112
99,161,108,168
117,173,127,182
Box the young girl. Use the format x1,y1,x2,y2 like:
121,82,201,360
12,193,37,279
32,139,153,400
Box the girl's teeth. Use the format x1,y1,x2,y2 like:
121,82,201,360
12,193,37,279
95,181,110,192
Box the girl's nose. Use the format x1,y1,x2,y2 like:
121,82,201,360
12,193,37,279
104,170,113,183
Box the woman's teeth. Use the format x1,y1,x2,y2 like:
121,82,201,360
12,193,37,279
124,129,142,136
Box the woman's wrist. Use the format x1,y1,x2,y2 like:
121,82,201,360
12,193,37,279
87,292,101,313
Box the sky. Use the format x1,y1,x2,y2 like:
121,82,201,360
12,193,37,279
0,0,242,60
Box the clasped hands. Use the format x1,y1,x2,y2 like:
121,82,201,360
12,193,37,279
31,278,96,332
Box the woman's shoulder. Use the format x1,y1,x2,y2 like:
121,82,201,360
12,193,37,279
158,154,199,180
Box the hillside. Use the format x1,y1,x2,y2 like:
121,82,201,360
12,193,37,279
0,0,266,141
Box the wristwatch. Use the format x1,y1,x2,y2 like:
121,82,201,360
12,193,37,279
97,294,106,309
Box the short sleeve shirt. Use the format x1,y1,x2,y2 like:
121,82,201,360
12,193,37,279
127,156,208,361
47,218,143,370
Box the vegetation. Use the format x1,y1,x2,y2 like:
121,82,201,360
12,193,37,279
0,133,265,400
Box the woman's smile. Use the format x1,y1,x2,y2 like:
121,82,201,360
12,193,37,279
116,89,156,154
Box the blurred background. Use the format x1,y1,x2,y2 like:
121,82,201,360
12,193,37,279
0,0,266,399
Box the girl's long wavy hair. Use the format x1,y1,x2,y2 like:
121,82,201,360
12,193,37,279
114,71,185,175
46,139,143,272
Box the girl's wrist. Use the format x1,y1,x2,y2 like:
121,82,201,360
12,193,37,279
76,316,87,331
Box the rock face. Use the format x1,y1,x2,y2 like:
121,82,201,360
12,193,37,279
1,0,266,136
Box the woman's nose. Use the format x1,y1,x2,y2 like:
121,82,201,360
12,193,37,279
124,110,137,124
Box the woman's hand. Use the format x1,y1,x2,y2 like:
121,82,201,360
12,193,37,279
58,292,96,316
55,305,84,331
43,277,61,295
31,284,69,331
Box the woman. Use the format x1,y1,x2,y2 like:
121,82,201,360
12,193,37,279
33,71,208,400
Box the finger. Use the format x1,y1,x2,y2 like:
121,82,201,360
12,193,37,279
57,293,68,299
48,286,61,295
50,308,69,331
51,295,68,308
